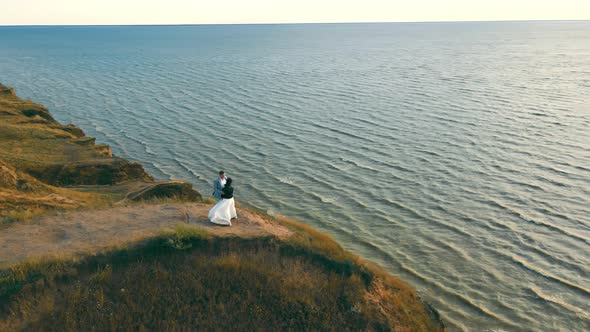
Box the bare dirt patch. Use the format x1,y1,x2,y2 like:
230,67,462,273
0,203,292,269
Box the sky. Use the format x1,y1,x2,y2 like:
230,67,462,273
1,0,589,25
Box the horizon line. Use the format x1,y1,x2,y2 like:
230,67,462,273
1,18,588,28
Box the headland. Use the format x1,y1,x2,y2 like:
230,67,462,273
0,84,444,331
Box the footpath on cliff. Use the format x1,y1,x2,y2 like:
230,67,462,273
0,83,445,331
0,201,292,269
0,83,291,268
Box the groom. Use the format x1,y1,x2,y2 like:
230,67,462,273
212,170,227,201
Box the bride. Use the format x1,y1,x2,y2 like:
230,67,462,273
208,177,237,226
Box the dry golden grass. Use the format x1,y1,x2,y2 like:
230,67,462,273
0,84,128,221
0,227,443,331
0,203,291,269
0,160,114,223
0,83,153,187
0,83,444,330
0,84,198,222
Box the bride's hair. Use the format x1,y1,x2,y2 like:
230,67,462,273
225,177,232,186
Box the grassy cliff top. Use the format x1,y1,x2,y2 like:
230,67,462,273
0,83,153,186
0,83,200,221
0,84,444,331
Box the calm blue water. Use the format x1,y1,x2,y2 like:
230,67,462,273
1,22,589,331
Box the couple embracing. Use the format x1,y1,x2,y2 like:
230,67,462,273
208,170,237,226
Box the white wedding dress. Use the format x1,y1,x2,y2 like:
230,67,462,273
208,197,237,226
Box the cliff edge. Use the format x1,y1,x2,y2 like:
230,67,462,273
0,84,445,331
0,83,200,219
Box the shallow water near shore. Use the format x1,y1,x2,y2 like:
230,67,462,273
1,21,589,331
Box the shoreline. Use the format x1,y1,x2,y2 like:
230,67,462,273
0,83,445,330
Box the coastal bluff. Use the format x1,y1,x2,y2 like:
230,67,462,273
0,84,445,331
0,83,200,214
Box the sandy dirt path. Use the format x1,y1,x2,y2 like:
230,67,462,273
0,203,292,269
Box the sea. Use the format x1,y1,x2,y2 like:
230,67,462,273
1,21,589,331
